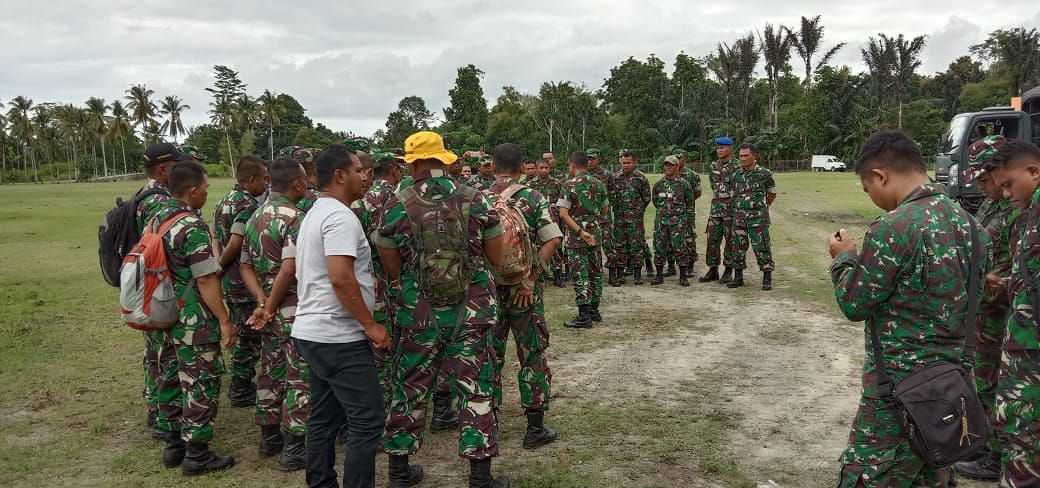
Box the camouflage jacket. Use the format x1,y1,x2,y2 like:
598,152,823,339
489,176,564,272
558,171,610,249
240,195,303,310
976,197,1019,306
708,158,737,214
730,164,776,215
1007,185,1040,352
350,178,396,278
134,178,171,232
213,184,260,302
528,176,565,224
679,167,703,195
153,199,224,345
607,169,651,221
467,174,497,191
589,166,609,184
297,183,322,213
830,183,990,398
652,176,694,223
551,168,569,182
373,170,503,316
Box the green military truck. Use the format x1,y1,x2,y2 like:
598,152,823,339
936,85,1040,212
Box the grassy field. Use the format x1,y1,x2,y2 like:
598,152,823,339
0,172,889,487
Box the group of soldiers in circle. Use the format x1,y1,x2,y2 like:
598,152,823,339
125,130,778,487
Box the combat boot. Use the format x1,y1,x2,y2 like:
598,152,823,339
762,271,772,291
258,424,284,458
161,430,186,469
727,269,745,288
564,305,592,329
589,302,602,322
552,270,564,288
698,266,719,283
679,267,690,287
181,442,235,476
954,449,999,481
651,265,664,285
618,266,628,284
523,409,558,449
430,391,459,432
633,265,644,285
719,267,734,284
644,256,653,277
665,259,676,277
278,431,306,472
228,376,257,408
607,267,618,287
388,454,424,487
469,458,510,488
148,411,167,440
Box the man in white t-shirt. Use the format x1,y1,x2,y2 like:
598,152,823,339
292,144,390,488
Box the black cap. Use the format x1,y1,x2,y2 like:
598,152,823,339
143,143,189,166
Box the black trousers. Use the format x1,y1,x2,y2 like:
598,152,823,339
294,338,384,488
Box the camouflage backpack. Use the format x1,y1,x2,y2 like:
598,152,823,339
491,184,538,286
397,183,479,306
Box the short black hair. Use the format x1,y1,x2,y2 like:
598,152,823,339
524,160,536,168
570,151,589,168
169,161,208,196
536,158,550,166
855,131,927,175
739,142,759,155
620,150,636,160
270,158,304,192
493,143,524,173
237,155,268,181
987,138,1040,169
317,144,358,190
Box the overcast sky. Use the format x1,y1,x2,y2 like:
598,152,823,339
2,1,1038,137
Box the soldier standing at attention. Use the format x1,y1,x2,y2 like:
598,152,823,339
673,148,703,276
154,161,238,475
238,159,311,471
953,135,1019,481
559,151,610,328
487,143,562,450
214,155,270,407
607,150,651,286
728,143,776,290
700,137,738,283
829,131,988,486
530,158,566,288
651,155,695,286
375,131,508,488
467,156,497,191
586,148,611,282
980,139,1040,486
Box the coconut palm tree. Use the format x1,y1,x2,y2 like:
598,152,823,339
125,84,157,141
8,96,36,181
109,101,133,173
258,90,286,159
759,24,791,127
889,34,927,130
31,104,59,181
0,112,8,183
55,104,85,180
85,97,110,176
160,95,190,143
209,95,236,176
788,15,846,88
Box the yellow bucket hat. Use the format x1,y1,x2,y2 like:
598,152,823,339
402,131,456,165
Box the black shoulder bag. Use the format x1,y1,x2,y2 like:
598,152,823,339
869,217,989,468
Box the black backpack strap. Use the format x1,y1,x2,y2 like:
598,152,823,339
869,214,981,397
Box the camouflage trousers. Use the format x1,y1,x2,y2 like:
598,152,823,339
611,218,646,268
492,284,552,411
836,397,952,486
974,300,1010,452
155,333,225,442
384,294,500,460
569,246,603,306
653,218,693,267
143,330,165,416
373,276,397,395
255,309,311,436
685,212,699,263
731,211,774,271
705,210,736,268
996,348,1040,486
229,300,261,380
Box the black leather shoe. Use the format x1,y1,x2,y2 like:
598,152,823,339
698,266,719,283
954,450,999,481
726,269,744,288
181,442,235,476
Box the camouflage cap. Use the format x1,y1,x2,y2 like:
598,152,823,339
663,155,680,166
278,145,301,157
373,151,404,169
586,148,601,158
292,147,319,164
671,147,687,156
964,135,1008,182
178,145,206,161
478,155,493,166
342,137,372,153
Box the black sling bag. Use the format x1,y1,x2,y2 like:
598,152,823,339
868,217,989,468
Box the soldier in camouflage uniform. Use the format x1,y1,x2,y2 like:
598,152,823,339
559,151,610,328
136,143,182,439
951,136,1018,480
374,131,509,488
237,159,311,471
521,160,538,184
673,148,703,275
700,137,739,283
586,148,611,281
829,131,989,487
467,156,497,191
728,143,777,290
651,156,695,286
983,139,1040,487
543,151,567,182
153,162,238,475
607,150,651,286
213,155,270,407
287,147,322,212
530,158,567,288
487,143,563,450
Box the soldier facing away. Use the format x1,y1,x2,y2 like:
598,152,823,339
700,137,739,283
559,151,610,328
728,143,777,290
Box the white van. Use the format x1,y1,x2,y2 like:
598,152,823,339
811,155,846,172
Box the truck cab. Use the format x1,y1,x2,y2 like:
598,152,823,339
936,86,1040,212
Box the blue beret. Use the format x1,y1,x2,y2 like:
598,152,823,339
714,137,734,146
